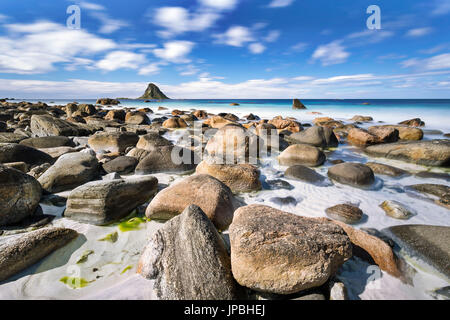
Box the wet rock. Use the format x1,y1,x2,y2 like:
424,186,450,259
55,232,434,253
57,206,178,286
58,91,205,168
414,171,449,181
369,125,423,141
39,146,80,159
3,161,28,173
27,163,51,179
325,204,363,224
146,174,235,230
367,126,399,143
292,99,306,109
270,196,298,206
162,117,188,129
135,145,197,174
408,183,449,208
125,111,150,125
347,128,379,146
278,144,326,167
350,115,373,122
366,162,408,177
285,126,338,148
229,205,351,294
268,117,302,133
204,115,236,129
0,165,42,226
0,143,53,167
19,136,72,148
88,131,139,153
384,225,450,280
380,200,412,220
102,156,138,174
65,176,158,225
138,205,244,300
365,140,450,167
38,152,99,193
0,227,78,282
264,179,294,191
193,110,208,119
398,118,425,127
284,165,326,183
195,160,261,193
135,132,173,152
0,132,28,143
327,163,375,187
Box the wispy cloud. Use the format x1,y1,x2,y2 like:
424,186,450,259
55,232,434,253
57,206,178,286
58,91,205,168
153,41,195,63
401,53,450,71
79,1,129,34
268,0,295,8
431,0,450,15
311,41,350,66
406,27,433,37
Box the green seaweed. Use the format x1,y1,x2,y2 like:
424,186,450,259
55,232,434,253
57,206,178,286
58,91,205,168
76,250,94,264
118,217,147,232
59,276,93,289
121,265,133,274
98,231,118,243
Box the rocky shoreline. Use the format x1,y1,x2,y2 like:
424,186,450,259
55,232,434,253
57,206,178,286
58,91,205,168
0,99,449,300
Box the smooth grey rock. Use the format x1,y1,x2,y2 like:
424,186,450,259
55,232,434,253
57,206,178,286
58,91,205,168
285,126,338,148
0,143,53,166
19,136,72,148
135,145,197,174
30,115,82,137
278,144,326,167
366,162,409,177
327,162,375,187
325,204,363,224
102,156,138,174
285,165,326,183
380,200,413,220
0,227,78,282
65,176,158,225
138,205,244,300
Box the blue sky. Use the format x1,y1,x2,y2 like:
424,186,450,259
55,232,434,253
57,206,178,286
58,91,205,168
0,0,449,98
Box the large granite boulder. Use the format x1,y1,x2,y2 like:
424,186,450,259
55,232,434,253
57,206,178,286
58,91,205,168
0,143,53,166
38,152,99,193
368,125,423,141
195,160,261,193
146,174,235,230
102,156,138,174
30,115,81,137
162,117,188,129
365,140,450,167
19,136,72,149
136,132,173,151
285,126,338,148
88,132,139,153
138,205,244,300
229,204,352,294
0,165,42,226
65,176,158,225
327,163,375,187
278,144,326,167
135,145,197,174
0,227,78,282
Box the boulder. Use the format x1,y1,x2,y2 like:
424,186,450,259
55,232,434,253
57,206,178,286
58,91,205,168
278,144,326,167
205,124,261,164
369,125,423,141
39,146,79,159
193,110,208,119
347,128,378,146
162,117,188,129
104,110,126,121
284,165,326,184
88,132,139,153
292,99,306,109
30,115,81,137
3,161,28,173
327,163,375,187
38,152,99,193
146,174,235,230
0,227,78,282
367,126,399,143
125,111,150,125
0,165,42,226
195,160,261,193
350,115,373,122
365,139,450,167
285,126,338,148
96,98,120,105
398,118,425,127
366,162,408,177
65,176,158,225
268,117,302,133
135,146,197,174
380,200,412,220
136,132,173,151
19,136,72,148
102,156,138,174
0,132,28,143
138,205,243,300
204,115,235,129
229,205,352,294
325,204,363,224
0,143,53,166
384,225,450,279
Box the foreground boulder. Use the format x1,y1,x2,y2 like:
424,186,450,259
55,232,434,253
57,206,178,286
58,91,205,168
38,152,99,193
229,204,352,294
88,132,139,153
284,165,326,184
384,225,450,279
278,144,326,167
138,205,243,300
285,126,338,148
102,156,138,174
325,204,363,224
0,143,53,167
365,140,450,167
146,174,235,230
65,176,158,225
0,165,42,226
0,227,78,282
369,125,423,141
136,132,173,151
30,115,81,137
195,160,261,193
162,117,188,129
135,145,197,174
327,163,375,187
19,136,72,149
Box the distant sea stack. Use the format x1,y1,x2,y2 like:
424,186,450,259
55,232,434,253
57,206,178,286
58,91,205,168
139,83,170,100
293,99,306,109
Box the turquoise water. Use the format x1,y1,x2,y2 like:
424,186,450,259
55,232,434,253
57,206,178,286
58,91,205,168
16,98,450,132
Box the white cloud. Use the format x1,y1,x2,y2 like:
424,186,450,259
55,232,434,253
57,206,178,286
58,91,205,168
0,14,8,22
153,7,220,38
139,63,161,76
198,0,238,10
268,0,295,8
347,30,394,44
401,53,450,71
214,26,254,47
79,1,128,34
431,0,450,15
96,51,146,71
249,43,266,54
292,76,314,81
406,27,433,37
264,30,280,42
311,41,350,66
153,41,195,63
291,42,308,52
179,64,201,76
79,1,105,11
0,21,116,74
